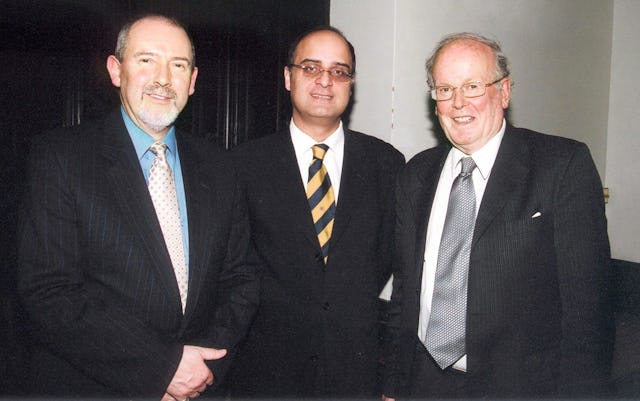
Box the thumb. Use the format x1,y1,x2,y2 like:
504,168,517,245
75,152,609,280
198,347,227,361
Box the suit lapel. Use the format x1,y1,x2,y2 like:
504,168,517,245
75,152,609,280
410,146,448,283
472,126,530,245
275,132,321,251
177,134,213,318
97,111,182,310
329,131,366,247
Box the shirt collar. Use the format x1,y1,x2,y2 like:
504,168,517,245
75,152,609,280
290,119,345,155
121,107,178,161
449,119,506,180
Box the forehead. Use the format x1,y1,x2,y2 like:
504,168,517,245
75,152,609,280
293,31,352,65
433,40,494,81
125,18,192,59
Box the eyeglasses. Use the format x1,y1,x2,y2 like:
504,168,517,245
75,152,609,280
430,77,506,101
288,63,353,82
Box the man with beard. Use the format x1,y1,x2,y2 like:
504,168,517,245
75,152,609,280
17,14,258,400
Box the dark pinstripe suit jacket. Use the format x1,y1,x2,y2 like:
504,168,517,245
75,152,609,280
228,128,404,398
383,125,614,398
17,110,258,397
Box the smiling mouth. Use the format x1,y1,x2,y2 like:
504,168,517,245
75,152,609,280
311,93,332,100
147,93,173,101
453,116,474,123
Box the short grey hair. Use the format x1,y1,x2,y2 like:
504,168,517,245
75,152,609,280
114,14,196,68
425,32,509,88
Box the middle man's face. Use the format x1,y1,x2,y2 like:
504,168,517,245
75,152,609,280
285,30,353,132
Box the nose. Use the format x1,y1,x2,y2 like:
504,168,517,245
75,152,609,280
154,63,172,87
315,69,333,87
451,87,467,109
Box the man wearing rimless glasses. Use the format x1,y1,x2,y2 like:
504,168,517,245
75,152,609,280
228,26,404,398
383,32,613,399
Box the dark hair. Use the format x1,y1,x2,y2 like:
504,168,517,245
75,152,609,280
287,25,356,75
115,14,196,68
425,32,509,88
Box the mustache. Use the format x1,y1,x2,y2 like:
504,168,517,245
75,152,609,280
144,85,176,99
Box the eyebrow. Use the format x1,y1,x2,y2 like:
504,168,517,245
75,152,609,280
133,51,192,65
298,58,351,69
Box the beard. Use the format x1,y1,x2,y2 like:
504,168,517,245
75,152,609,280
138,85,181,132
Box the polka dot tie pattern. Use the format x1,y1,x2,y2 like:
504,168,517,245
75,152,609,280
426,156,477,369
148,141,188,313
306,144,336,264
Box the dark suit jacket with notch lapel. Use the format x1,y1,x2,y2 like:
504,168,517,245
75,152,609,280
228,127,405,398
383,124,614,398
17,109,259,398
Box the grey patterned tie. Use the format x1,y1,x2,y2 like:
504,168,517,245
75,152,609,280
148,142,188,313
426,156,476,369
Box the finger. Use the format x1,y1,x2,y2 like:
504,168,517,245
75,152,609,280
198,347,227,361
206,370,214,386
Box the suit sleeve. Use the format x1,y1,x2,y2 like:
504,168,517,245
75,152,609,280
202,172,260,383
382,164,417,398
378,148,406,290
554,143,614,395
17,138,182,397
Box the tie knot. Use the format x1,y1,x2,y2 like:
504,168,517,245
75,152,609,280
150,141,167,157
312,144,329,161
459,157,476,177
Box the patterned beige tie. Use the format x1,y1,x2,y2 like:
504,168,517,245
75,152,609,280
148,141,188,312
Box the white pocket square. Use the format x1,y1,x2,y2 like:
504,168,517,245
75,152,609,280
531,211,542,218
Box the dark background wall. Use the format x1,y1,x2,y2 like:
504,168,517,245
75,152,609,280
0,0,328,394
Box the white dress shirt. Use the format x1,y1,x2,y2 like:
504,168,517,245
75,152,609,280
418,119,506,371
290,119,345,202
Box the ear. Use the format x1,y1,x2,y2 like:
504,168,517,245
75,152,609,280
106,55,122,87
500,78,511,109
188,67,198,95
284,65,292,92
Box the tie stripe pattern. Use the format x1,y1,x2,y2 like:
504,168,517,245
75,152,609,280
426,156,477,369
307,144,336,264
148,141,188,313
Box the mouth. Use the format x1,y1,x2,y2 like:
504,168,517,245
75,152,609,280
452,116,474,124
144,86,176,102
146,93,173,102
311,93,332,101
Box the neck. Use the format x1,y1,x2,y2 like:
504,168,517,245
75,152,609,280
293,116,341,142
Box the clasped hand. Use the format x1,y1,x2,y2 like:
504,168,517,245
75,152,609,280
161,345,227,401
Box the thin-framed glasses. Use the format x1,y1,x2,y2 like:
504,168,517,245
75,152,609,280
288,63,353,82
430,76,505,101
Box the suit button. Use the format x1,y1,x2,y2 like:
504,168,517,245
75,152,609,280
310,355,318,362
323,302,330,311
315,253,323,262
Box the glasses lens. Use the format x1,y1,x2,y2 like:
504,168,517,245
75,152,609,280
462,82,485,98
433,87,453,101
330,68,352,82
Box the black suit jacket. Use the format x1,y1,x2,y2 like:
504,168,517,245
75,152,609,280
384,125,614,398
17,110,258,398
228,128,404,398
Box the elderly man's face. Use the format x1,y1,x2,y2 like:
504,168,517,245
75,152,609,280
107,17,197,139
433,40,510,155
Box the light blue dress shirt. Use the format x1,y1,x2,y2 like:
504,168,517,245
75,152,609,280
121,108,190,271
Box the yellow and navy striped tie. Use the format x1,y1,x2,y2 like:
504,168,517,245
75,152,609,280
307,144,336,264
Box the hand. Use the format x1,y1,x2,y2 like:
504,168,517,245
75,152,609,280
382,395,396,401
161,393,176,401
165,345,227,400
